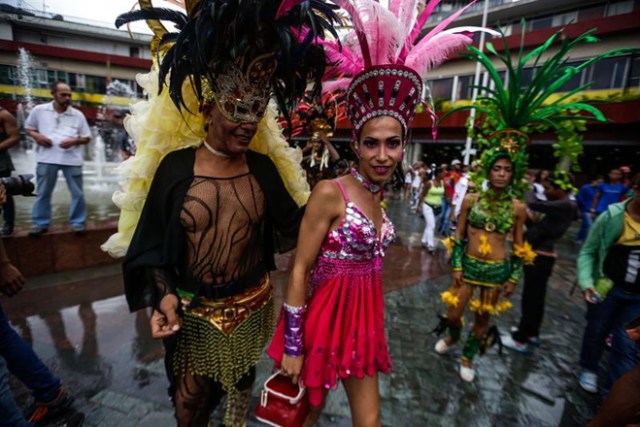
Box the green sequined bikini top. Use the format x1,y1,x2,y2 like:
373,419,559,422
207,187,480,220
467,200,513,234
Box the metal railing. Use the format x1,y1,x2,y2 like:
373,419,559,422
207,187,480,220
1,5,130,31
426,0,510,25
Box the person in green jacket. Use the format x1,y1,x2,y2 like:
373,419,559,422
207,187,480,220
577,173,640,395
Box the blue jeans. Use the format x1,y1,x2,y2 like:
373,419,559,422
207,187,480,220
579,287,640,391
0,303,62,405
0,169,15,230
438,199,451,235
32,163,86,228
577,209,593,242
0,356,32,427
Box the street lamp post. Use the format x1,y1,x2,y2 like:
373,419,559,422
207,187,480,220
462,0,490,165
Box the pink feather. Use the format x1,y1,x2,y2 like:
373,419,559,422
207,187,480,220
322,78,353,94
419,1,477,47
389,0,421,43
292,26,364,78
404,0,444,53
406,32,472,76
401,0,478,62
325,44,364,77
276,0,302,19
336,0,406,66
333,0,373,66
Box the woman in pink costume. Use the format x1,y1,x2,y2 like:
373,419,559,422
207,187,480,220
267,0,494,423
268,109,402,425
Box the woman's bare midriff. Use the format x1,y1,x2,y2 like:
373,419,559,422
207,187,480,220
465,225,508,261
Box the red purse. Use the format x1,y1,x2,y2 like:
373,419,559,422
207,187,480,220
254,371,310,427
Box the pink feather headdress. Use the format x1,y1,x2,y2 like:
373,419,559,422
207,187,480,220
319,0,499,138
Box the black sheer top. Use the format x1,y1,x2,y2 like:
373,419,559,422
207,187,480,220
122,148,304,311
181,174,264,286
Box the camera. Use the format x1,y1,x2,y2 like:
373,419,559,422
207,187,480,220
1,174,36,196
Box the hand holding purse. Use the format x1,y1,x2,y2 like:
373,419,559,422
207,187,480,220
254,371,310,427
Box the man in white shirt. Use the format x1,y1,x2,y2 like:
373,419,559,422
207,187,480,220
25,82,91,236
450,160,482,228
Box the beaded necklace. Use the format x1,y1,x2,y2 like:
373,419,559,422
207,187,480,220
350,168,381,194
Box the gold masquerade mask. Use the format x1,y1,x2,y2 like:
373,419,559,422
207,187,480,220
204,54,277,124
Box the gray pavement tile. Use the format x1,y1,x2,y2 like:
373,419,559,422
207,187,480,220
135,410,177,427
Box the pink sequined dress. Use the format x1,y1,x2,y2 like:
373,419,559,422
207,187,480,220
268,180,395,407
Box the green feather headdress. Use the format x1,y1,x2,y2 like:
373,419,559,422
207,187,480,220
441,24,639,195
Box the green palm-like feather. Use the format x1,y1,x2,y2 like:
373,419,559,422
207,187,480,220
440,25,639,131
438,23,640,194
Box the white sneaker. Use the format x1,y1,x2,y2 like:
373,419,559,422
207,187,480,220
501,334,532,354
579,371,598,394
434,338,451,354
460,364,475,382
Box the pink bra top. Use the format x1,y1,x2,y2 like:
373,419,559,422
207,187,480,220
318,180,396,261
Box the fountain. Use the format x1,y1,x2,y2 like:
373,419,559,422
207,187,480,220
106,80,136,99
16,48,35,150
16,48,34,113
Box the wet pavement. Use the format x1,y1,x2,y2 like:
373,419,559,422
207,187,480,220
3,198,601,426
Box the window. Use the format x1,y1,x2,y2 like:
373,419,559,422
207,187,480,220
552,11,578,27
68,73,77,89
578,5,605,21
430,78,454,100
628,56,640,89
130,46,140,58
34,69,48,88
557,61,585,92
57,71,68,84
605,0,634,16
519,67,536,89
47,70,56,86
75,74,86,91
530,16,553,31
0,65,14,85
456,75,475,100
589,56,628,90
498,70,507,88
85,75,106,94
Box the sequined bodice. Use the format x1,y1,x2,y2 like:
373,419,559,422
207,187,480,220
319,201,395,261
309,180,396,290
309,188,396,290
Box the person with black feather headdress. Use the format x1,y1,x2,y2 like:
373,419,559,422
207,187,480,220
101,0,339,425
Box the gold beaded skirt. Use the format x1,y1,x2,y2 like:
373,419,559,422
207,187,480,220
173,275,274,391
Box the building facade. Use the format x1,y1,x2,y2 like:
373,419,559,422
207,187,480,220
0,4,153,122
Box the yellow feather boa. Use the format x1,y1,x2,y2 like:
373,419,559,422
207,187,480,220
101,69,310,258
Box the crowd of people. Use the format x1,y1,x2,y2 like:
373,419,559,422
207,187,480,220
0,0,638,426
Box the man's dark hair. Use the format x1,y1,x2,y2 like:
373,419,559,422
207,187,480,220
535,169,549,183
545,171,573,190
50,81,67,93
